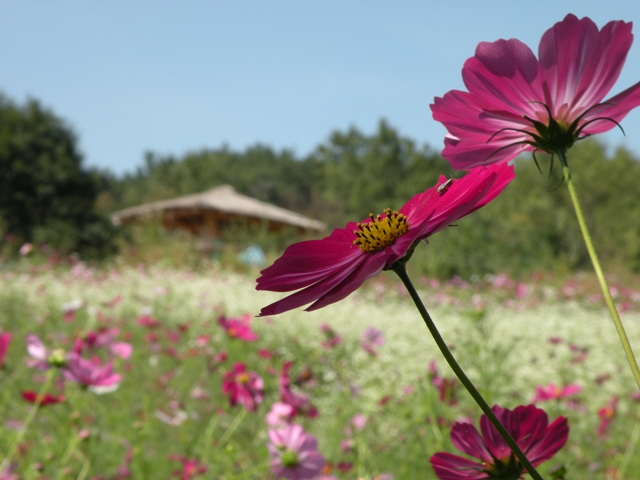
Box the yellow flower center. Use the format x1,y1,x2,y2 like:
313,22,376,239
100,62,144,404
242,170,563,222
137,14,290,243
237,372,250,384
353,208,409,253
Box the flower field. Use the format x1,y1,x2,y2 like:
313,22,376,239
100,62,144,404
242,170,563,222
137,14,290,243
1,261,640,479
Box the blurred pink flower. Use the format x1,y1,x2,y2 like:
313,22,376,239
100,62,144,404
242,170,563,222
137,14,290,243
340,438,355,454
75,328,133,359
430,404,568,479
221,362,264,412
268,423,325,480
0,463,18,480
360,327,384,356
319,324,342,349
19,243,33,255
279,361,317,418
218,314,259,341
63,352,121,390
432,14,640,169
257,164,514,315
429,361,458,405
26,334,55,370
137,315,161,328
21,391,65,406
266,402,296,428
597,396,619,439
170,456,207,480
0,332,11,368
532,383,582,403
258,348,274,359
351,414,367,432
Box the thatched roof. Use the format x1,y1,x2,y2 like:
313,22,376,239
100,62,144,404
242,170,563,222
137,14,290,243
111,185,326,232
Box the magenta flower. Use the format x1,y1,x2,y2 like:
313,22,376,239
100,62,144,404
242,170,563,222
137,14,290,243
169,456,207,480
431,14,640,169
257,164,514,315
429,361,458,406
430,404,568,480
319,324,341,349
75,328,133,359
218,314,259,341
21,391,65,406
221,362,264,412
26,334,66,369
63,352,121,390
268,423,325,480
597,396,618,438
279,361,317,418
266,402,296,428
0,332,11,368
531,383,582,403
360,327,384,356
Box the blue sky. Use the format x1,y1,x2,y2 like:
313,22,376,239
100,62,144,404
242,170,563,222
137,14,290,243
2,1,640,175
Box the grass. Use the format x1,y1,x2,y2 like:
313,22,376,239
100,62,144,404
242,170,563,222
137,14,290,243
1,260,640,479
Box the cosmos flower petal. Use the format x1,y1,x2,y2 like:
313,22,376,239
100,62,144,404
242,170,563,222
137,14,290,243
581,80,640,134
523,416,569,466
256,228,363,292
305,254,389,311
450,422,493,463
430,453,489,480
538,15,633,110
258,253,374,316
462,39,543,115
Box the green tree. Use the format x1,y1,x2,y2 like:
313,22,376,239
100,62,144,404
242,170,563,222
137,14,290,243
0,94,118,258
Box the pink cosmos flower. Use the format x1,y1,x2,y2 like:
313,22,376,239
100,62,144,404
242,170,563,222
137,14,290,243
26,334,64,370
597,396,618,438
21,391,65,406
136,314,161,328
75,328,133,359
429,361,458,405
257,164,514,315
63,352,121,390
169,456,207,480
0,332,11,368
430,404,568,480
268,423,325,480
532,383,582,403
351,414,368,431
360,327,384,356
266,402,296,428
218,314,259,341
279,361,317,418
319,324,342,349
221,362,264,412
431,14,640,169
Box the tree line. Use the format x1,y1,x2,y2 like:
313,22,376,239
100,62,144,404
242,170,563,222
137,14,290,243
3,93,640,278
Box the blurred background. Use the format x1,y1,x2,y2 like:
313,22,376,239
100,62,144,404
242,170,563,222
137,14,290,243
1,1,640,279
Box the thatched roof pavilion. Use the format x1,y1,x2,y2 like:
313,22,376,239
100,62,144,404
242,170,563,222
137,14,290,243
111,185,325,246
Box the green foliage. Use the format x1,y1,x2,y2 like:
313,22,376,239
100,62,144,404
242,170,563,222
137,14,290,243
0,94,118,258
104,119,640,279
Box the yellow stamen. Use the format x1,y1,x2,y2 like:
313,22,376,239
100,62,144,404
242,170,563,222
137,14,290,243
353,208,409,253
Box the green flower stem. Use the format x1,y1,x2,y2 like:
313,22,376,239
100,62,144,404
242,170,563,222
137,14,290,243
394,265,545,480
1,368,56,471
218,407,247,447
558,149,640,390
200,411,220,465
